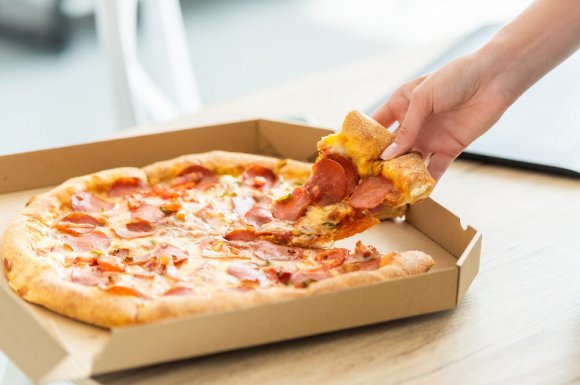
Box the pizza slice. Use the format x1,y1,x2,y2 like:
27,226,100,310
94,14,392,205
260,110,435,246
317,110,435,211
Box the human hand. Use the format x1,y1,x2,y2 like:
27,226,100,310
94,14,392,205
373,52,515,180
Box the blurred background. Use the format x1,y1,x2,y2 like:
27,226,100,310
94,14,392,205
2,1,578,384
0,0,533,156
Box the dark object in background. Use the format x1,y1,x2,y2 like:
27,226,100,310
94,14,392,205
0,0,68,50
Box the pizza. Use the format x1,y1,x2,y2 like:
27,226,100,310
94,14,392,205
1,111,435,328
267,110,436,245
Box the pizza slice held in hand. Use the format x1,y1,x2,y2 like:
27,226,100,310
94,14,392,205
265,110,435,246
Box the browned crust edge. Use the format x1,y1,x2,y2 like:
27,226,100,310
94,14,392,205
340,110,395,160
134,250,435,325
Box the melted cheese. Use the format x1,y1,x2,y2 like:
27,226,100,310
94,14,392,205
37,169,362,299
319,133,375,178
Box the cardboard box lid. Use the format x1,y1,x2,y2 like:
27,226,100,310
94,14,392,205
0,119,480,384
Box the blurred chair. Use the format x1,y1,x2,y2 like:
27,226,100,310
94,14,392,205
95,0,202,128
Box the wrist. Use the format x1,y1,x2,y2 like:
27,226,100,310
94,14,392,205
472,39,522,107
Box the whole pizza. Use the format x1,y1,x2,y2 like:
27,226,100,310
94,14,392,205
1,111,436,328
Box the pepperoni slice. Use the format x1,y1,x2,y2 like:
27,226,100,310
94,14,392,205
132,243,188,266
242,165,276,188
97,255,126,272
304,158,346,205
292,271,332,288
342,258,380,272
127,219,153,232
199,238,247,259
224,228,258,242
132,203,167,223
175,165,218,190
100,285,143,297
271,187,311,222
349,176,400,209
163,286,193,296
227,262,269,286
61,212,103,226
275,270,292,285
56,213,103,235
326,154,360,195
111,248,130,260
71,192,114,213
63,230,110,252
315,248,348,269
56,222,94,236
232,195,255,217
71,266,108,286
153,243,189,263
113,219,154,239
244,204,273,227
151,185,179,200
253,241,304,261
109,177,149,198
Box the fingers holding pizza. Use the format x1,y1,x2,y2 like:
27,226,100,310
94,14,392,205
267,110,436,246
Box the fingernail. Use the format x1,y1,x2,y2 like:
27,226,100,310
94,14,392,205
381,143,398,160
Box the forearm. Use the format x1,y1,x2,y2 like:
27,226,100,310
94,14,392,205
478,0,580,102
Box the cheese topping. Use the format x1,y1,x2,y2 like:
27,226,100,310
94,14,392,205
37,163,387,299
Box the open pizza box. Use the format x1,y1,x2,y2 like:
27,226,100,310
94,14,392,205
0,119,481,384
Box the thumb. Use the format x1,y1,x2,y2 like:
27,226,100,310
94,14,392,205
381,90,431,160
428,152,456,181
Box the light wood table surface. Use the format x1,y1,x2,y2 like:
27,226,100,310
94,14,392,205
83,44,580,385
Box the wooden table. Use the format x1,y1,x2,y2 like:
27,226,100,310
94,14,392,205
83,45,580,385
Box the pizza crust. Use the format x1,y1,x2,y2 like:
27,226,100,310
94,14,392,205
308,251,435,293
132,251,434,326
317,110,395,178
379,153,435,203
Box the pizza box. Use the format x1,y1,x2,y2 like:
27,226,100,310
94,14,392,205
0,119,481,384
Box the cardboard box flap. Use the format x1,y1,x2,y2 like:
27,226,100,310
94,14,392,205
257,120,332,162
406,198,477,258
0,276,69,382
0,272,112,384
406,198,481,305
456,234,482,304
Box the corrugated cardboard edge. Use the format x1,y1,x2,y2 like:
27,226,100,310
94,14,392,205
406,198,481,306
456,233,482,305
